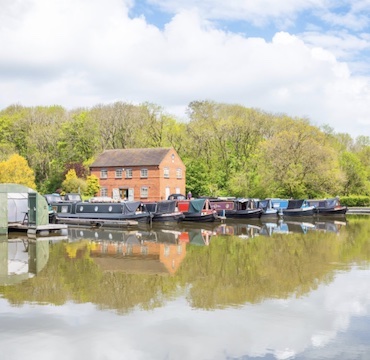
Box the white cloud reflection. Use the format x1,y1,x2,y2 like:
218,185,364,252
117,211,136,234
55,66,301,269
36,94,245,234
1,267,370,359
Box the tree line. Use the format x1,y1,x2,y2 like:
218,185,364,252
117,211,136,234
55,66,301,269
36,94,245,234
0,100,369,199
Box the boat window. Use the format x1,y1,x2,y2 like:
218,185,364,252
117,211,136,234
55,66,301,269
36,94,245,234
61,205,69,213
94,206,98,212
108,206,113,212
79,206,84,211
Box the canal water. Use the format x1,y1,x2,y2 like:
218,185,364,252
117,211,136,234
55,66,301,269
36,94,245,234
1,215,370,360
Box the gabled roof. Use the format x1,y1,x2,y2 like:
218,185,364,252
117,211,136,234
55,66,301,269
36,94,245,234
90,147,174,167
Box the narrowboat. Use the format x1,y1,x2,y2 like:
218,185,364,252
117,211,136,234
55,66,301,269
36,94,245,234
215,198,263,219
145,200,185,223
53,200,152,226
282,199,315,217
177,198,220,222
307,197,347,216
256,199,279,217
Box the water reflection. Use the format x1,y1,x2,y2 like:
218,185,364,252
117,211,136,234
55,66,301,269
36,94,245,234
0,219,348,286
1,217,370,359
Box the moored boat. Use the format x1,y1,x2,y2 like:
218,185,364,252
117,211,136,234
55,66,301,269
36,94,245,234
178,198,220,222
282,199,315,217
53,200,152,226
256,199,278,217
221,198,263,219
307,197,347,216
145,200,185,223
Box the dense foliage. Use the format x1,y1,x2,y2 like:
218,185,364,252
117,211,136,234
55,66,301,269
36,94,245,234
0,101,369,198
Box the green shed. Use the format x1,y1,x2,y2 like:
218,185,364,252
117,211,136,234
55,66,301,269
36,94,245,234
0,183,49,234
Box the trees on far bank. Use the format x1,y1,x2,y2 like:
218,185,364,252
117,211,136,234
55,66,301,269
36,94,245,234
0,101,369,199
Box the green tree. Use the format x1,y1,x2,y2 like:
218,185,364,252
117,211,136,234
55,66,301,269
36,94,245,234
254,120,343,198
340,151,369,195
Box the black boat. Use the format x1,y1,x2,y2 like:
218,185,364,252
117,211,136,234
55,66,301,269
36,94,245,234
145,200,185,223
217,198,263,219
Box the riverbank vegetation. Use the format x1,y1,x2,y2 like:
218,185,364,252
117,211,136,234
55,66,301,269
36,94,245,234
0,101,369,201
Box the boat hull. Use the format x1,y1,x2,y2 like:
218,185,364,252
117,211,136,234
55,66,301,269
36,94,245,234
315,206,347,216
282,207,315,217
152,212,185,222
225,209,263,219
182,212,219,222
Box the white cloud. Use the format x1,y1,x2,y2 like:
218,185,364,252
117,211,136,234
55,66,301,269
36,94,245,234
0,0,369,136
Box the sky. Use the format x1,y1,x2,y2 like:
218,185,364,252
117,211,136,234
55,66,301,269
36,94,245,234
1,0,370,138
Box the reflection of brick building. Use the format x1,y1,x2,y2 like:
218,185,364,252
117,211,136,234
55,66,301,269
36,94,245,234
90,240,187,275
90,147,186,202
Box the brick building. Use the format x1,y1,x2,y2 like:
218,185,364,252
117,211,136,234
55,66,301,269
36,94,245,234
89,147,186,202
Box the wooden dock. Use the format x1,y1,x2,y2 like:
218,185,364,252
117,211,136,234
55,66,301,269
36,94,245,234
55,217,139,228
7,222,68,237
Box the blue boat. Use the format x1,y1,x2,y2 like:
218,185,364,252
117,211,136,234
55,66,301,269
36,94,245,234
282,199,315,217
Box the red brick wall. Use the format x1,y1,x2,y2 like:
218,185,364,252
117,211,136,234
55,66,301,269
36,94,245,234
90,149,186,201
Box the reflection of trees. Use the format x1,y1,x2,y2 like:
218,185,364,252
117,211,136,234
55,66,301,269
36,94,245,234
177,219,370,309
0,241,179,314
1,217,370,311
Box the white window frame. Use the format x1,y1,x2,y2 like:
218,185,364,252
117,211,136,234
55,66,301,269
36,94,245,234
101,187,108,197
115,168,123,178
100,169,108,179
125,169,132,178
164,167,170,178
140,186,148,198
176,168,182,179
140,168,148,178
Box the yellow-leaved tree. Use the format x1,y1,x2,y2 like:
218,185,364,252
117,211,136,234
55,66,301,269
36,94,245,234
0,154,37,189
62,169,87,194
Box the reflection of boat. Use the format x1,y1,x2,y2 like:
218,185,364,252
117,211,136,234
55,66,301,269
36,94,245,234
314,220,347,233
307,198,348,216
54,201,152,227
145,200,185,223
282,200,315,217
178,199,220,222
260,220,316,235
259,219,345,236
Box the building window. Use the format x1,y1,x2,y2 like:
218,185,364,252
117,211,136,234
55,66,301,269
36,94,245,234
100,169,108,179
176,168,182,179
115,168,123,178
140,169,148,178
101,187,108,197
125,169,132,178
164,167,169,178
140,186,148,198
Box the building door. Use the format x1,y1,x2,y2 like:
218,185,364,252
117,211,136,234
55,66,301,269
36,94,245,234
165,187,170,200
128,188,134,201
28,192,37,226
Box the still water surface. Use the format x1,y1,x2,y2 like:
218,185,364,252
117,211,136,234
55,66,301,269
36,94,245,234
1,215,370,360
